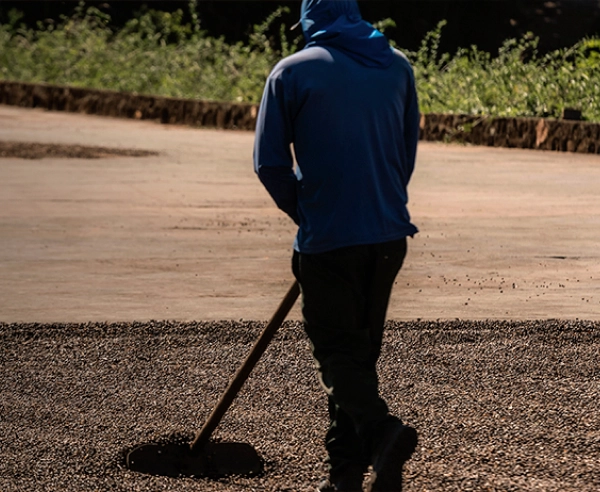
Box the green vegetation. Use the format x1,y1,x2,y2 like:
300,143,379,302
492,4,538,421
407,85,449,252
411,20,600,121
1,3,600,121
0,2,299,103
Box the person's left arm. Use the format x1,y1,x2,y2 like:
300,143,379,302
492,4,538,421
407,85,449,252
403,64,420,185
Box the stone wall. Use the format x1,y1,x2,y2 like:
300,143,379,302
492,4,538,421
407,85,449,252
1,80,599,154
0,81,257,130
420,113,600,154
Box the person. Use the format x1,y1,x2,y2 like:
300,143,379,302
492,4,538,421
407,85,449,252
253,1,419,490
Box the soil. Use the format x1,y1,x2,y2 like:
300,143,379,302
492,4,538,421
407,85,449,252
1,319,598,492
0,140,158,159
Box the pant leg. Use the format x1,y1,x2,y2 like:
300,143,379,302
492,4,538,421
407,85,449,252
325,396,370,477
365,239,408,370
292,238,407,473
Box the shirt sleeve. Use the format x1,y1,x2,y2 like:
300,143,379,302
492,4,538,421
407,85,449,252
403,66,420,186
253,66,300,224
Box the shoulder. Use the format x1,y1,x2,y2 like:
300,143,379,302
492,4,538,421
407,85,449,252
269,47,335,79
391,48,414,68
390,48,416,78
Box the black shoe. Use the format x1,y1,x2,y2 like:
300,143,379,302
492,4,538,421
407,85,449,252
317,478,337,492
317,478,364,492
364,420,417,492
317,465,365,491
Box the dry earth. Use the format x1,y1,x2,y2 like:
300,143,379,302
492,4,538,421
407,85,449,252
1,105,599,322
0,140,158,159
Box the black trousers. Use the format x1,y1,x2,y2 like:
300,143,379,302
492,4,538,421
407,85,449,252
292,238,407,476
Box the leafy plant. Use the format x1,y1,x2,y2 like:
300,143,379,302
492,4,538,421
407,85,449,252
0,3,299,103
406,21,600,121
1,5,599,121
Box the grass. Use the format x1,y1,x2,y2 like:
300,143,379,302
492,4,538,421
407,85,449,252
1,2,600,121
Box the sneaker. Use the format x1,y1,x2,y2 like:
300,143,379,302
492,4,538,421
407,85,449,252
317,465,365,491
317,478,365,492
364,420,417,492
317,478,337,492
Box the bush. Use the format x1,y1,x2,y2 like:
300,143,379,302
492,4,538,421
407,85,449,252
0,2,300,104
408,21,600,121
1,4,599,121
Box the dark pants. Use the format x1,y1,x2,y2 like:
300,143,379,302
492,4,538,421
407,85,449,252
292,238,407,478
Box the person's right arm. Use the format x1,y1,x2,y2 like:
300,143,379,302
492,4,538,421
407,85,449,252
253,67,300,224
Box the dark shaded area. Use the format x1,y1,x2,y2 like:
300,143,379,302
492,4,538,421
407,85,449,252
0,140,158,159
125,440,263,478
1,1,600,55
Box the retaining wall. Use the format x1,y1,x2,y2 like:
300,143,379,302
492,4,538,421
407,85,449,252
1,80,599,154
0,81,257,130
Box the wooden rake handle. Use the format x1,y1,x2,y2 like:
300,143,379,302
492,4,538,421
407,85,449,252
190,280,300,452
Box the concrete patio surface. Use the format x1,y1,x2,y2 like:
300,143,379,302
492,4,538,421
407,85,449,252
1,104,599,322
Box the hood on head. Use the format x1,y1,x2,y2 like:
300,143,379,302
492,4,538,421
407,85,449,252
297,0,394,68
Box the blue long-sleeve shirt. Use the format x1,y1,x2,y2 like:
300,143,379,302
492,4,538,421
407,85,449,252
253,0,419,254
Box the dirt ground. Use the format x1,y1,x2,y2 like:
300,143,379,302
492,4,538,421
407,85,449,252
0,140,158,159
1,104,599,322
1,318,599,492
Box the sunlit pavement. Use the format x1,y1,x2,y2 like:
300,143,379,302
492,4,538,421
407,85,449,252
1,104,599,322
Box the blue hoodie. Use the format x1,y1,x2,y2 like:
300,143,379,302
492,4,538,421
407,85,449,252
254,0,419,254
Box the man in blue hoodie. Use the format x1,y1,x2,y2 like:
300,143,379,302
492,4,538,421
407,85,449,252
254,1,419,491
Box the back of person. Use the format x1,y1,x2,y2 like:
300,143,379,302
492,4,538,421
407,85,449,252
284,46,418,253
254,0,419,255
